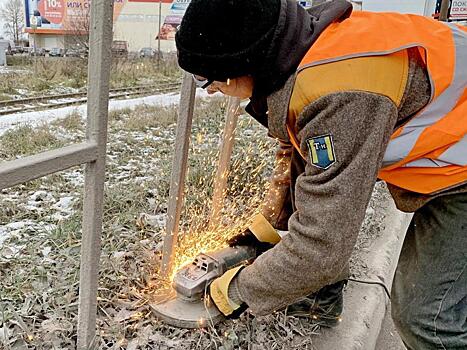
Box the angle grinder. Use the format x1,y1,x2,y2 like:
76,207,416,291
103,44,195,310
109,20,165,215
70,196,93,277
152,245,256,328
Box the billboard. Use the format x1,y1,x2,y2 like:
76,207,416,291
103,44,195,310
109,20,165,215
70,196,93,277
450,0,467,19
24,0,126,33
156,0,190,40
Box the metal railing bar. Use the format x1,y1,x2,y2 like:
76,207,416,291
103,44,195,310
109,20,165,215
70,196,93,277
0,142,98,190
160,72,196,278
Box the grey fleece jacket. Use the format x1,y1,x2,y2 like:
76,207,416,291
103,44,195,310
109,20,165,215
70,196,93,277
233,48,467,316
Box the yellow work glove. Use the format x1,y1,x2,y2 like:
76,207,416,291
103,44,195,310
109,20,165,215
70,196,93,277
248,213,281,244
209,266,244,316
227,214,281,256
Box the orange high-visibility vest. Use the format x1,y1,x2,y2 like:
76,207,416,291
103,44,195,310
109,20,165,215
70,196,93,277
296,11,467,194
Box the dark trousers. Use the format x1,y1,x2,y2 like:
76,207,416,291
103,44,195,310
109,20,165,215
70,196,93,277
392,193,467,349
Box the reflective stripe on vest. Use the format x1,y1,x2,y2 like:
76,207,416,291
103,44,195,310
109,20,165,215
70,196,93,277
296,11,467,194
383,24,467,169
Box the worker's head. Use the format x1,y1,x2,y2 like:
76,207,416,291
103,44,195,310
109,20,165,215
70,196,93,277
175,0,281,98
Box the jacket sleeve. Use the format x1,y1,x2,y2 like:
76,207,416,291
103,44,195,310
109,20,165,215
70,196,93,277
260,141,294,231
237,91,398,315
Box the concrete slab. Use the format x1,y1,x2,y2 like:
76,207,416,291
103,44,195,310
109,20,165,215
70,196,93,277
311,194,412,350
375,304,406,350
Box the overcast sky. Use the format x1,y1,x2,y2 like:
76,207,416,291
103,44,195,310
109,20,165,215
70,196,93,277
0,0,9,38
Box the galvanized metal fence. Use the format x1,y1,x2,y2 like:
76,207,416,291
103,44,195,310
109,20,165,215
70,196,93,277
0,0,114,348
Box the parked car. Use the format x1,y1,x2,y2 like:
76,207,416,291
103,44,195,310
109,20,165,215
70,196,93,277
77,48,88,58
64,48,80,57
49,47,65,57
139,47,164,59
139,47,153,58
29,48,46,56
111,40,129,58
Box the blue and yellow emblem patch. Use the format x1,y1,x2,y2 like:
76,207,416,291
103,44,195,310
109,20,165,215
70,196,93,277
306,134,336,170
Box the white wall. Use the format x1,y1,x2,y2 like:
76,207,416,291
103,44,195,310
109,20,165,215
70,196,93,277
362,0,436,16
29,34,64,49
113,2,176,53
0,39,8,65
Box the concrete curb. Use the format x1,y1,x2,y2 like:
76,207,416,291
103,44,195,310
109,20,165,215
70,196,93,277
311,194,412,350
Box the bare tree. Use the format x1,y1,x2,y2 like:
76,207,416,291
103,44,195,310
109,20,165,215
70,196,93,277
0,0,24,44
64,2,90,53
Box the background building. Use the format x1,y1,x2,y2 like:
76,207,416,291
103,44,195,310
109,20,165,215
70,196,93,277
21,0,464,53
24,0,180,52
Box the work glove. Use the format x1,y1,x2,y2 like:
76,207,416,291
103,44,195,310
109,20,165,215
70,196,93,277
227,213,281,256
209,266,247,317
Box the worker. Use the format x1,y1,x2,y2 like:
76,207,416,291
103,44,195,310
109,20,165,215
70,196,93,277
175,0,467,348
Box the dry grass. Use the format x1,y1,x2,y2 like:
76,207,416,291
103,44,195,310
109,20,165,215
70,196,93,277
0,94,13,101
120,104,178,132
50,111,84,131
110,57,181,88
0,96,332,349
1,56,181,97
0,124,65,160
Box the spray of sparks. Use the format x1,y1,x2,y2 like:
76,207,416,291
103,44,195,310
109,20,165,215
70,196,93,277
151,98,276,296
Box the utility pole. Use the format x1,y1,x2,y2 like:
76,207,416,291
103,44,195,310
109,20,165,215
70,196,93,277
439,0,450,21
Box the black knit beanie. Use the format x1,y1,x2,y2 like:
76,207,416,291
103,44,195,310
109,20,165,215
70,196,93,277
175,0,281,82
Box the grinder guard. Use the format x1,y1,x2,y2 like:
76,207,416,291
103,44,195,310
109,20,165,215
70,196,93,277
152,245,256,328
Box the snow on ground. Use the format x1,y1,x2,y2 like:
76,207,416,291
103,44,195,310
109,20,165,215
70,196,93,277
0,88,394,348
0,65,26,74
0,89,211,135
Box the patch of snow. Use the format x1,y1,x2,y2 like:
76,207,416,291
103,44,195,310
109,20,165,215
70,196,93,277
1,243,25,258
0,89,211,135
15,88,30,95
51,196,74,212
41,246,52,257
0,66,12,74
47,212,71,222
61,170,84,187
0,227,11,246
29,190,55,203
137,213,167,228
5,220,36,230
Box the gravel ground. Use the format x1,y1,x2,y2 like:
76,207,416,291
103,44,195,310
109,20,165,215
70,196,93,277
0,97,391,349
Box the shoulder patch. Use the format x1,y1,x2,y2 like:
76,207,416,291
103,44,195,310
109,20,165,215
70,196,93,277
306,134,336,170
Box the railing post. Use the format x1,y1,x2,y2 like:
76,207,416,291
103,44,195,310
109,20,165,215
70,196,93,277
160,72,196,278
76,0,114,348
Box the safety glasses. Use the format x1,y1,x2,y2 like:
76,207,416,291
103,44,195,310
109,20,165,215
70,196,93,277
192,75,213,89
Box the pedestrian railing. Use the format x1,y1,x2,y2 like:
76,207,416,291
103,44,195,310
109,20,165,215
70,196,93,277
0,1,114,348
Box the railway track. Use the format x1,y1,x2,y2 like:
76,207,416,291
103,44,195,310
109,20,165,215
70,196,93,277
0,81,182,116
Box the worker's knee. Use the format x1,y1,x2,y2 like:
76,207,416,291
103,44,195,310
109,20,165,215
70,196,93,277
391,297,438,349
392,289,467,350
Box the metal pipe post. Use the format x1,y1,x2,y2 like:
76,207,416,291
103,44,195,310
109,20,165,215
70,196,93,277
76,0,114,348
161,72,196,278
209,97,241,228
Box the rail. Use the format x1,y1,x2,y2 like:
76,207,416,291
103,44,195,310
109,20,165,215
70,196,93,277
0,81,181,116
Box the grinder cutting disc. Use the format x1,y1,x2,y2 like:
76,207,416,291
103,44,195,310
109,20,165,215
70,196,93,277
151,294,224,328
153,246,256,328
